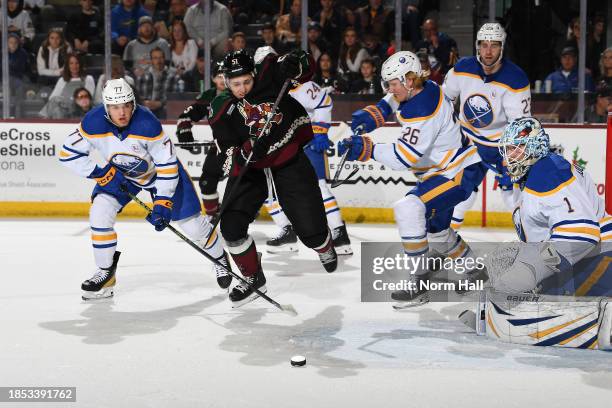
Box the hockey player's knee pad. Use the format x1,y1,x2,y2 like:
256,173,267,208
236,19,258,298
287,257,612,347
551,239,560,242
199,173,220,196
90,193,122,228
393,194,426,236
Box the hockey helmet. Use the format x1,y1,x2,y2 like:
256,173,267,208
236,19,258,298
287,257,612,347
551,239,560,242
476,23,506,67
380,51,424,93
102,78,135,124
223,50,255,79
499,117,550,182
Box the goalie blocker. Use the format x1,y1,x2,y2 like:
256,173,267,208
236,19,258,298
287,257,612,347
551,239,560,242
468,288,612,350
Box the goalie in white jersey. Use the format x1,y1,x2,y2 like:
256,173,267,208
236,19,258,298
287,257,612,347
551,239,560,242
59,79,231,300
339,51,487,305
489,117,611,294
472,117,612,350
442,23,531,228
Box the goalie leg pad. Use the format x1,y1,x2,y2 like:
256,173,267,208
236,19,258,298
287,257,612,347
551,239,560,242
485,289,608,349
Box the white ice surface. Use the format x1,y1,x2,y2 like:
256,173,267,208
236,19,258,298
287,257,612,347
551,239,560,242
1,219,612,408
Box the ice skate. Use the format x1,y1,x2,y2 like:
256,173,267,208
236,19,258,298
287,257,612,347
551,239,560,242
266,225,299,254
214,251,233,290
82,251,121,300
332,222,353,255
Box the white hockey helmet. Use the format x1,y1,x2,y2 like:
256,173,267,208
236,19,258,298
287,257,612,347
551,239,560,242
476,23,506,67
102,78,135,110
254,46,277,65
380,51,423,93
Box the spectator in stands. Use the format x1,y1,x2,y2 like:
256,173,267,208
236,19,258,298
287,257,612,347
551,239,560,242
36,28,71,86
414,18,458,75
184,0,233,60
229,31,247,53
417,49,443,84
314,0,352,54
136,46,179,118
170,19,198,76
349,58,382,94
545,46,595,93
337,27,369,83
401,0,422,49
182,49,205,92
362,32,386,67
111,0,150,55
94,55,136,105
582,81,611,123
599,47,612,87
5,0,35,48
69,87,94,118
167,0,188,24
123,15,171,79
8,33,29,83
355,0,394,46
8,32,29,102
66,0,104,54
41,53,95,119
307,22,328,62
275,0,310,47
142,0,171,40
313,51,343,93
259,22,287,54
588,16,606,79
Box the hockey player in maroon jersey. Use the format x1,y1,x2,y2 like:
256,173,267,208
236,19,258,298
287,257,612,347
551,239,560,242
208,49,337,306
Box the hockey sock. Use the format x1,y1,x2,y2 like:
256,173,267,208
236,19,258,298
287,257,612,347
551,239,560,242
313,230,333,254
201,192,219,217
319,180,343,231
90,193,121,269
176,214,224,259
227,236,259,277
264,198,291,229
451,190,477,230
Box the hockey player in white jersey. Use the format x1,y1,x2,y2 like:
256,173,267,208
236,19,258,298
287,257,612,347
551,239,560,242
339,51,487,305
442,23,531,229
254,46,353,255
488,117,610,293
59,79,231,300
468,117,612,349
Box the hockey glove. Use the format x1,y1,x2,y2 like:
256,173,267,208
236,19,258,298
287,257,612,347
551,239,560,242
495,170,513,191
176,122,196,151
309,133,332,153
146,197,173,231
89,163,127,196
236,136,272,167
338,135,373,162
279,50,305,79
351,103,388,134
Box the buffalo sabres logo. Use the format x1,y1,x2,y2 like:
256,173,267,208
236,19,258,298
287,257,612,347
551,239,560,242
463,94,494,128
237,99,283,137
110,153,150,177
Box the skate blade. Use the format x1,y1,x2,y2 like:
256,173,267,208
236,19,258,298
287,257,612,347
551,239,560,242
231,285,268,308
392,294,430,310
81,287,114,301
334,245,353,256
266,244,299,254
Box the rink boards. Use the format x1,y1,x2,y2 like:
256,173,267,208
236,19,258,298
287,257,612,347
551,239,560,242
0,121,606,227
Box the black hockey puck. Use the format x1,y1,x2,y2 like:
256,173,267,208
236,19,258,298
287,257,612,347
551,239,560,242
290,355,306,367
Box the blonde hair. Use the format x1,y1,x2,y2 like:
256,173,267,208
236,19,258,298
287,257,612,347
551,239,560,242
406,71,430,88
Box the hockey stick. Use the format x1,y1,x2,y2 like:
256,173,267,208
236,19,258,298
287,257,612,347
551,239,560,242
203,78,292,247
174,141,216,147
121,185,298,316
330,125,364,188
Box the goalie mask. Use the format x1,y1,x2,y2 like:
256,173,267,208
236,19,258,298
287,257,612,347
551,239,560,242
380,51,427,95
499,117,550,182
476,23,506,69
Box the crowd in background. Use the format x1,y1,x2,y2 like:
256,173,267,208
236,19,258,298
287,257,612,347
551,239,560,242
0,0,610,121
